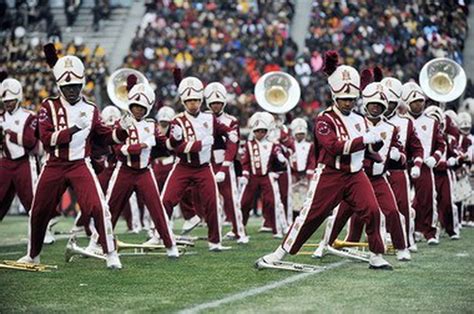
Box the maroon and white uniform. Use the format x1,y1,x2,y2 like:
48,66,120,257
270,125,295,223
0,108,38,220
409,113,446,240
162,111,236,245
433,133,461,237
327,118,408,251
240,138,286,235
106,118,175,248
27,96,127,258
282,107,385,255
387,113,424,247
291,139,316,178
212,112,246,239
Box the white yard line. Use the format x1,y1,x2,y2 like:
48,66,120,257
0,251,23,256
178,260,349,314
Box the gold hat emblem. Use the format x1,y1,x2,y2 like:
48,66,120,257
64,58,74,68
342,70,351,81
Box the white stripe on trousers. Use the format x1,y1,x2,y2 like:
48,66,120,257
27,160,48,258
383,174,408,248
84,158,115,252
283,164,325,253
227,163,246,237
208,164,223,244
148,167,176,246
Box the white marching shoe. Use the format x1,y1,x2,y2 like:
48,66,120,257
312,242,327,259
43,218,58,244
369,253,393,270
396,249,411,261
256,246,287,268
408,244,418,253
427,237,439,245
208,242,232,252
85,239,103,256
224,231,236,240
450,234,460,240
182,215,201,234
166,245,180,259
17,254,40,264
143,231,163,246
237,235,250,244
106,251,122,270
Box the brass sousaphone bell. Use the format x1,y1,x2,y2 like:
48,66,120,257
254,71,301,114
419,57,467,103
107,68,149,111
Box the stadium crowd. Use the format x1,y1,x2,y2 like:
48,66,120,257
123,0,297,124
0,36,110,111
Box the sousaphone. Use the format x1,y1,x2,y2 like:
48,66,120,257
107,68,149,111
419,57,467,103
254,71,301,114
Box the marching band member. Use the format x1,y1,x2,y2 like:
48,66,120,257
162,76,238,251
0,78,38,221
457,112,474,225
383,77,424,252
425,106,461,239
257,53,390,270
269,115,295,225
204,82,248,244
402,82,446,245
289,118,315,218
240,112,287,238
100,81,178,258
18,46,128,269
326,82,411,261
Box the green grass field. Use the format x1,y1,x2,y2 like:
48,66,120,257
0,215,473,313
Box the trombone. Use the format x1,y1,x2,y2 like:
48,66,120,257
0,260,58,272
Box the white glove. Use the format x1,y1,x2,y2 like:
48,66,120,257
239,176,248,186
228,130,238,143
75,114,90,130
277,152,286,163
201,135,214,147
362,131,381,144
410,166,421,179
170,125,183,141
215,171,226,183
390,147,401,161
119,114,134,130
424,156,437,169
447,157,458,167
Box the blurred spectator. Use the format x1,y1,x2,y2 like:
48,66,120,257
65,0,81,31
0,35,110,111
122,0,297,125
305,0,469,112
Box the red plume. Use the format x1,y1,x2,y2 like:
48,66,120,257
373,66,383,82
43,43,58,68
360,69,373,91
322,50,339,76
173,67,182,87
126,74,137,92
0,70,8,83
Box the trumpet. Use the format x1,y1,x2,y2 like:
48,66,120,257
116,239,189,257
65,235,107,263
0,260,57,272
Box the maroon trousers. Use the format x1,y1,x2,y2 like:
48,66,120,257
282,166,385,255
162,163,221,244
240,175,277,233
0,156,37,220
28,160,115,257
387,170,415,247
411,165,438,239
106,162,175,248
435,171,459,236
214,164,246,239
328,175,407,250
